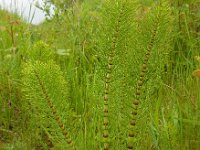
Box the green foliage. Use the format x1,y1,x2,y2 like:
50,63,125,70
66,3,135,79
0,10,32,147
26,40,55,62
0,0,200,149
22,60,76,149
94,0,137,149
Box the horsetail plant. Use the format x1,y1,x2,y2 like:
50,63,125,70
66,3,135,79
102,9,120,150
128,1,172,149
1,0,199,149
22,61,76,149
96,0,136,149
33,67,76,150
21,42,76,149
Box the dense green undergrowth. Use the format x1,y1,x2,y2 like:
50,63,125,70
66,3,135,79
0,0,200,149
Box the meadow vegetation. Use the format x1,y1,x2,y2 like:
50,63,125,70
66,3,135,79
0,0,200,149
